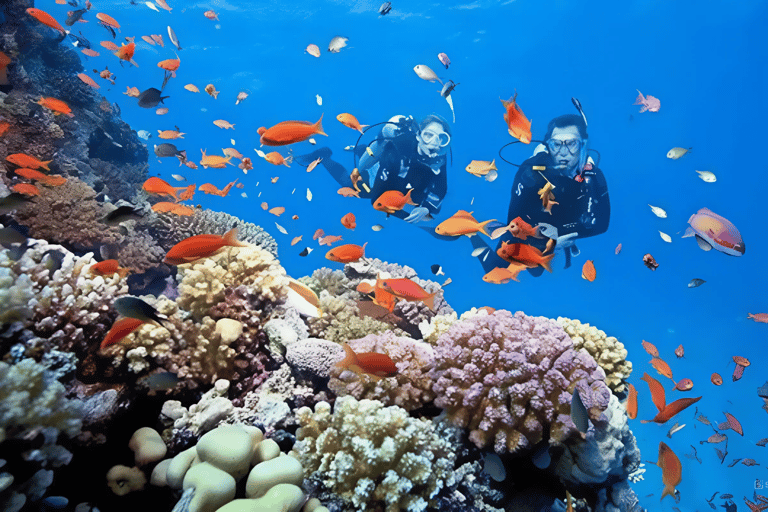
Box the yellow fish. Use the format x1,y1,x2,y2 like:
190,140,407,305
465,159,497,177
199,149,233,169
435,210,496,237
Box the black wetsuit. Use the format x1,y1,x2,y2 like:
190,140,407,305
473,150,610,274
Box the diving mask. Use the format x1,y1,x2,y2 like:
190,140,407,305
418,128,451,148
546,136,582,155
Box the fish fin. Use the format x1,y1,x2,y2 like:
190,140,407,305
223,227,247,247
314,113,327,136
477,219,497,237
633,90,644,104
682,227,695,238
335,342,359,370
489,159,497,171
695,235,713,251
422,292,436,312
541,253,555,273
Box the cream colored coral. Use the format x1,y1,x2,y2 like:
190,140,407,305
556,317,632,393
293,396,456,512
176,245,289,318
418,307,489,345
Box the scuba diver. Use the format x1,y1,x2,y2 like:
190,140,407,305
470,104,610,276
295,114,452,223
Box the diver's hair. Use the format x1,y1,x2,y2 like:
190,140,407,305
543,114,588,140
419,114,452,138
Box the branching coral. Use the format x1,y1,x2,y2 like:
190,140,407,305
328,331,436,411
556,317,632,394
293,396,457,512
307,292,401,344
428,310,612,454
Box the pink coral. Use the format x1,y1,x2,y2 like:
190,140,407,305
428,310,611,454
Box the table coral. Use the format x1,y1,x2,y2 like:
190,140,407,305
428,310,612,454
556,317,633,393
293,396,456,512
176,245,289,319
328,331,436,411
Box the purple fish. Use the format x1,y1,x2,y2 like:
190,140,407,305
683,208,745,256
634,89,660,112
437,52,451,69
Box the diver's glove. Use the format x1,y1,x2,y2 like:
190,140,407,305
555,232,579,250
404,206,431,223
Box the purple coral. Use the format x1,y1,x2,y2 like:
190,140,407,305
428,310,611,454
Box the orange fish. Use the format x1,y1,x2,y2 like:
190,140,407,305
0,51,9,86
711,372,722,385
81,48,100,58
158,129,185,139
199,180,237,197
100,317,144,350
325,242,366,263
223,148,243,160
337,113,368,134
674,344,684,358
377,277,437,311
500,91,532,144
14,168,66,186
96,12,120,29
335,342,397,380
723,411,743,436
199,149,234,169
482,264,526,284
641,396,702,424
268,206,285,216
341,212,356,229
373,189,417,214
176,184,196,202
204,10,219,20
581,260,596,282
338,187,360,198
0,121,9,137
641,340,659,358
90,259,131,278
26,8,66,34
313,229,324,240
123,86,140,97
257,115,326,146
626,383,638,419
435,210,496,237
78,73,100,89
748,313,768,323
649,357,675,385
101,41,119,52
11,183,40,196
157,53,180,77
506,217,541,240
674,378,693,391
143,177,186,199
164,227,248,265
155,0,172,12
6,154,52,170
318,235,343,246
264,151,291,167
115,42,138,67
653,442,682,501
35,97,74,117
497,241,555,272
151,202,195,216
239,157,253,172
640,372,666,413
142,35,156,46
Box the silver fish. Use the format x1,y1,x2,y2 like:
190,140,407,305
471,247,487,257
695,170,716,182
378,1,392,15
137,130,151,140
666,422,686,438
413,64,442,85
667,147,691,159
372,224,383,231
328,36,348,53
167,25,182,51
648,204,667,218
688,278,706,288
145,2,159,12
439,80,459,98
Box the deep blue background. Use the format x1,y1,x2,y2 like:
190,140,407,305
53,0,768,507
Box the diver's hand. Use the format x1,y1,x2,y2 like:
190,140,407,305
404,207,430,223
555,232,579,249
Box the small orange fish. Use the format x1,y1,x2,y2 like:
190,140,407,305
497,242,555,272
340,212,356,229
615,243,622,255
435,210,495,237
6,154,52,171
199,180,237,197
748,313,768,323
269,206,285,216
155,0,172,12
90,259,131,278
158,129,185,139
35,97,74,117
264,151,291,167
318,235,343,246
142,177,185,199
11,183,40,196
101,41,119,51
96,12,121,29
26,8,66,34
213,119,235,130
0,121,10,137
156,107,169,115
653,442,682,501
114,42,138,67
674,344,684,358
640,372,666,413
123,86,140,97
78,73,100,89
81,48,100,58
626,383,638,419
377,277,437,311
649,357,675,384
164,227,248,265
711,372,722,385
142,35,156,46
14,168,66,186
223,148,244,160
506,217,541,240
291,235,302,246
152,202,195,216
723,411,743,436
482,264,526,284
500,91,532,144
238,157,253,172
335,342,397,380
199,149,234,169
325,242,366,263
176,184,196,202
337,187,360,198
157,53,180,77
641,340,659,358
204,10,219,20
100,317,144,350
306,157,322,173
336,113,367,134
374,189,417,214
313,229,324,240
151,34,165,47
581,260,596,282
641,396,702,424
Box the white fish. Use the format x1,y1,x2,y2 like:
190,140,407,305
316,94,322,106
255,149,266,158
328,36,348,53
659,231,672,243
308,138,316,145
471,197,474,205
344,145,355,151
648,204,667,218
137,130,151,140
171,174,186,181
695,170,716,182
167,25,181,51
275,222,287,235
230,139,235,145
444,93,456,123
666,422,686,438
241,192,247,198
667,147,691,159
372,224,383,231
413,64,443,85
145,2,160,12
306,188,312,201
471,247,487,257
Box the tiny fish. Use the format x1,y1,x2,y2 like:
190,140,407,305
275,222,287,235
727,458,741,467
649,204,667,218
137,130,151,140
688,278,705,288
328,35,348,53
240,192,247,198
571,388,589,435
171,174,186,182
757,438,768,447
674,344,685,358
667,147,691,159
431,264,444,276
720,494,733,499
114,296,168,325
344,145,355,151
306,188,312,201
138,371,179,391
413,64,442,85
299,247,313,257
372,224,383,231
659,231,672,243
316,94,322,106
443,277,452,286
615,243,622,255
666,422,685,438
695,170,716,182
145,2,160,12
103,205,143,226
437,52,450,69
471,247,487,257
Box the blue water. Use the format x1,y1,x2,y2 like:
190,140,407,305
64,0,768,507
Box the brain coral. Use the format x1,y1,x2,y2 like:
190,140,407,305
556,317,632,393
428,310,612,454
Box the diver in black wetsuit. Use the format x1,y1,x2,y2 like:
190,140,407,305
295,114,451,223
472,113,610,276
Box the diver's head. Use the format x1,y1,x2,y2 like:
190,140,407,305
416,114,451,160
543,114,588,172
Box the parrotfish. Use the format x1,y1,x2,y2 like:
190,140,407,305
683,207,745,256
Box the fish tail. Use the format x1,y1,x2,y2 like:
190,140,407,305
489,159,497,171
541,253,555,273
314,113,327,136
634,90,644,104
223,227,247,248
423,292,436,312
403,188,417,206
477,219,497,237
660,485,675,501
335,342,359,371
41,160,52,171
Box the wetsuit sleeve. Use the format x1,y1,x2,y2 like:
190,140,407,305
420,163,447,215
574,168,610,238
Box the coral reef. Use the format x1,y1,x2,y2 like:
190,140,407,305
308,292,403,343
557,317,632,394
428,310,612,454
293,396,457,512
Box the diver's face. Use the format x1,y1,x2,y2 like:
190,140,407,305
417,122,450,158
548,126,582,170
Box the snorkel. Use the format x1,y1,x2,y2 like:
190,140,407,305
571,97,589,174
